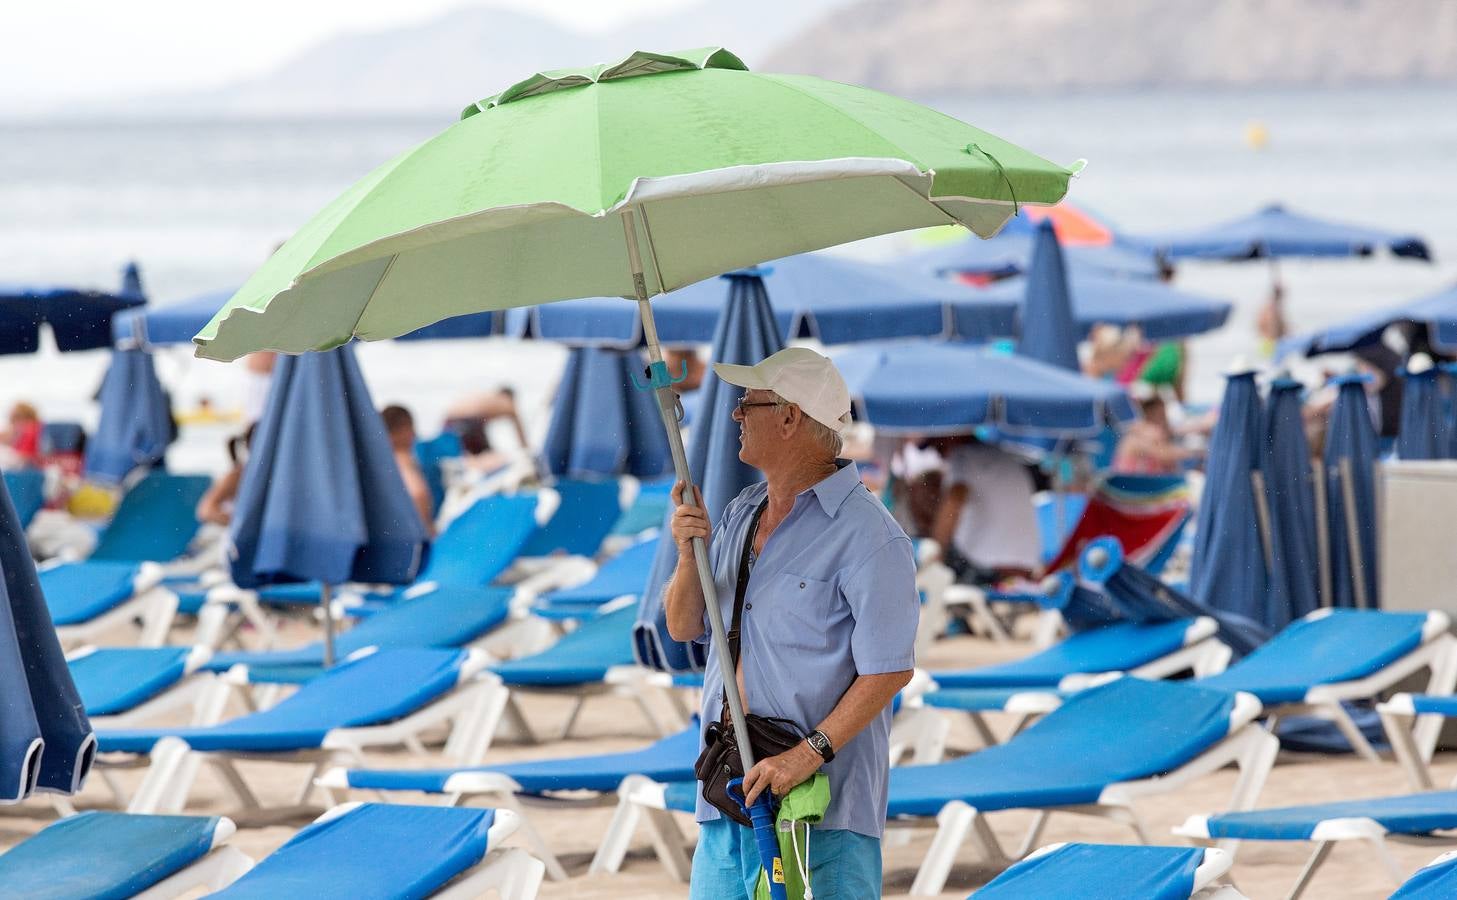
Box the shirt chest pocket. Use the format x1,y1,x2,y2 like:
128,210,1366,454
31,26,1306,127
767,572,840,652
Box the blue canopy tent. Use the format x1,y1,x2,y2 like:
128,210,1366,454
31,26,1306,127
634,274,784,673
834,343,1136,436
85,349,174,484
959,269,1233,342
1017,221,1081,373
1278,284,1457,360
0,262,145,354
509,252,1013,348
1189,370,1271,625
1324,375,1381,608
229,344,430,663
1262,376,1322,628
1,470,93,802
1397,356,1447,461
1133,204,1432,262
901,214,1161,282
542,346,672,480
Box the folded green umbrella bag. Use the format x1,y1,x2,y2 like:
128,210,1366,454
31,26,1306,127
756,774,831,900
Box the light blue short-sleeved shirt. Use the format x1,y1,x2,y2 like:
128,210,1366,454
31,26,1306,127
694,460,918,838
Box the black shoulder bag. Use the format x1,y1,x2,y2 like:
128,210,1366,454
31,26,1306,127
693,499,806,826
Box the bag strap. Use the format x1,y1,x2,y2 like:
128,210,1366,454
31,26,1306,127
725,498,770,688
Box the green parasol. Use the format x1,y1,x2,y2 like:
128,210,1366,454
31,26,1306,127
193,47,1076,877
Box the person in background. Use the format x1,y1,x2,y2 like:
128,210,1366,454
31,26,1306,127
931,434,1041,583
443,388,528,463
1257,281,1289,359
1113,387,1201,475
1086,324,1141,381
381,405,435,536
196,424,256,526
1,402,43,469
241,351,276,424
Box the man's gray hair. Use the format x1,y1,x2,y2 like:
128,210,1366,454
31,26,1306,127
773,393,843,457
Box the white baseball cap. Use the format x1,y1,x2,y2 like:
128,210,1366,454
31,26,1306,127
713,347,852,433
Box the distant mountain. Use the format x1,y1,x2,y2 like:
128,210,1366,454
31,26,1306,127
123,0,847,117
764,0,1457,95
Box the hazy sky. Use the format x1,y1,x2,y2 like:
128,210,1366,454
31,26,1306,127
3,0,691,111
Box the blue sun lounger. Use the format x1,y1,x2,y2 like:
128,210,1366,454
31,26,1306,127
1177,790,1457,900
37,472,211,646
41,558,180,647
69,645,217,721
211,802,543,900
201,584,515,683
972,842,1244,899
922,617,1228,744
1197,609,1456,762
530,536,659,621
3,468,44,528
491,604,687,741
0,811,252,899
97,648,506,815
322,725,700,882
883,678,1276,895
1394,850,1457,900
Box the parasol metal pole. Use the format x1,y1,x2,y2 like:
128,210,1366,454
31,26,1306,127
621,208,757,775
320,582,336,667
1311,458,1332,607
1249,470,1276,576
1338,457,1370,609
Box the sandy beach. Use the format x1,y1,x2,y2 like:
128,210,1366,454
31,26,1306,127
3,612,1448,899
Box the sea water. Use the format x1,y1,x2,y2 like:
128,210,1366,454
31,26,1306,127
1,85,1453,474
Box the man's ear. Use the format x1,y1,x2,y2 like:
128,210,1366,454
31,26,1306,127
779,403,802,439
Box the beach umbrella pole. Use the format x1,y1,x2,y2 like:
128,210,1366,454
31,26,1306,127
320,583,336,667
1312,458,1332,606
620,210,786,898
1337,458,1370,609
1248,470,1276,575
620,211,759,769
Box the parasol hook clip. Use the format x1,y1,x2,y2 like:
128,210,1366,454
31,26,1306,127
632,359,688,392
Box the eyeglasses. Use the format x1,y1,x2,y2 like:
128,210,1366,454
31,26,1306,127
735,396,780,415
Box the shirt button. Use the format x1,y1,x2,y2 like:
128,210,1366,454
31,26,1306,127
799,582,806,589
745,603,752,610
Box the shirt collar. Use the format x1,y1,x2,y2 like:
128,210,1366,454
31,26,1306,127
804,460,860,518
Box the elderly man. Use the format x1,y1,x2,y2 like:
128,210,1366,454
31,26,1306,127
666,347,918,899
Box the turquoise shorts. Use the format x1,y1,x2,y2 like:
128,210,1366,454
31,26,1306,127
688,817,882,899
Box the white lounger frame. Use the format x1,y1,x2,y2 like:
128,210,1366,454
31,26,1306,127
119,650,508,815
47,562,180,649
922,616,1232,747
1378,691,1457,791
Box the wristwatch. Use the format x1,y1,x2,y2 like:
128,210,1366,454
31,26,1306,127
806,730,835,763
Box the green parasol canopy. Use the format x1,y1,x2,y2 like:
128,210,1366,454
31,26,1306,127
194,47,1076,361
